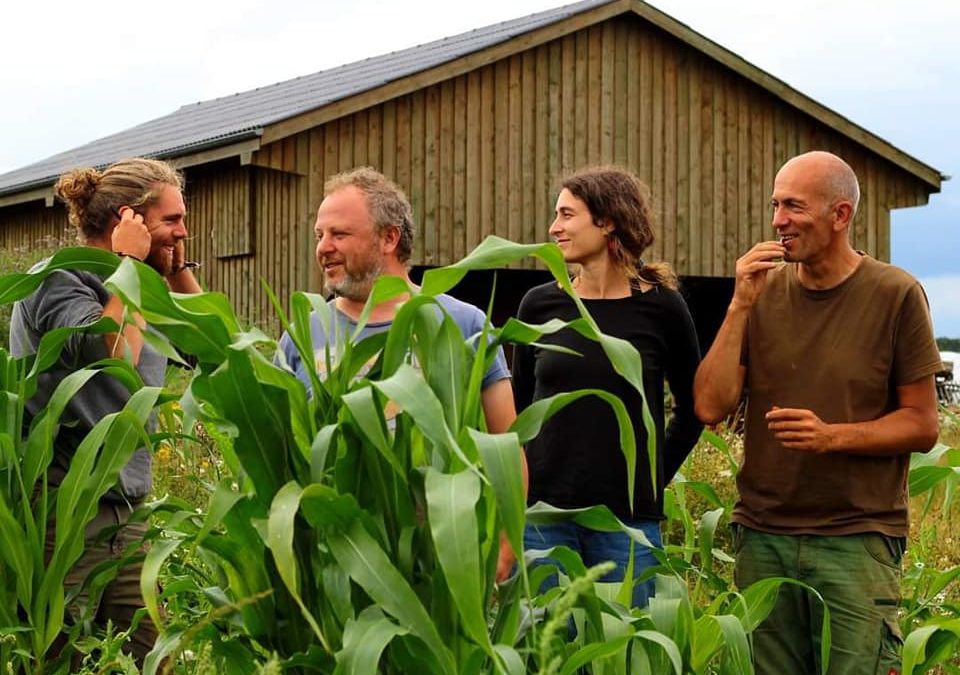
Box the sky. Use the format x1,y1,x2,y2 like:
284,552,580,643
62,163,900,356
2,0,958,335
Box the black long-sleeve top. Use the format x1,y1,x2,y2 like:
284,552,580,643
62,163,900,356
512,281,703,520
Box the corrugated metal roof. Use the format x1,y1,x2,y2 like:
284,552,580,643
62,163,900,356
0,0,611,197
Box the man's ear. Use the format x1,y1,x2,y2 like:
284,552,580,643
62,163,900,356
380,224,401,253
832,201,855,231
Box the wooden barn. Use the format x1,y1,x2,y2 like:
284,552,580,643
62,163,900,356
0,0,942,341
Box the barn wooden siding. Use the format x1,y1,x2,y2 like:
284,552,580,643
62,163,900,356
0,13,934,327
184,162,309,329
250,14,930,279
0,202,72,256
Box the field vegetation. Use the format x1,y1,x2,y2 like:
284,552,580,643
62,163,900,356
1,238,959,674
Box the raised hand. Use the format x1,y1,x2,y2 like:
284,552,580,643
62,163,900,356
731,241,786,311
111,206,151,262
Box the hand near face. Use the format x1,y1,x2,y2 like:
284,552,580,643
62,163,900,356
111,207,151,261
731,241,785,311
766,406,835,453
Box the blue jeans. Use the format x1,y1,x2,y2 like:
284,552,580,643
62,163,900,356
523,519,662,608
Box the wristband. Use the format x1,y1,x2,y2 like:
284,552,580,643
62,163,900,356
169,261,201,275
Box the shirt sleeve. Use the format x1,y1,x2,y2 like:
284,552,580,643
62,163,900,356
30,270,112,365
893,281,942,385
510,292,537,413
661,291,704,482
276,330,302,374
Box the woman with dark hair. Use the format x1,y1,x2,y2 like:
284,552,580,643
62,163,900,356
513,165,702,607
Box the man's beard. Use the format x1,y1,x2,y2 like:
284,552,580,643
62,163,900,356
327,254,383,301
145,245,174,276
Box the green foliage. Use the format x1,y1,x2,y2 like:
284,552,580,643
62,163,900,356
0,236,63,351
937,337,960,352
0,248,166,672
4,239,960,673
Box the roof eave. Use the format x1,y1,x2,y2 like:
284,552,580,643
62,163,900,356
0,130,264,204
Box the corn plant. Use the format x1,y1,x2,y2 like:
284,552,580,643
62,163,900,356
0,248,163,673
898,411,960,673
2,239,831,674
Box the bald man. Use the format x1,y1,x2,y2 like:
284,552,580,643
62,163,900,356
694,151,941,674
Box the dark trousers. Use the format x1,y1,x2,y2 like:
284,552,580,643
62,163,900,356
734,526,904,675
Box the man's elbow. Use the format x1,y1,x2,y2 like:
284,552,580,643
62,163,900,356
916,409,940,451
694,395,728,426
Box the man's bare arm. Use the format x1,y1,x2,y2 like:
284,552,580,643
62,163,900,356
766,376,939,456
481,377,528,582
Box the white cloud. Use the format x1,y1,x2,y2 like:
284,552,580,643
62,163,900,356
920,275,960,338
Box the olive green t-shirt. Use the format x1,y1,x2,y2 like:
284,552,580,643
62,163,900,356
733,255,941,537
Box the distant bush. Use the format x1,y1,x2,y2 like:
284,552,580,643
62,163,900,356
938,336,960,351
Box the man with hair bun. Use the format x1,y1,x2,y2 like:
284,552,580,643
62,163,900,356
9,157,200,663
694,150,941,673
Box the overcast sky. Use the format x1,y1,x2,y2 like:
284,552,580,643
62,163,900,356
2,0,958,335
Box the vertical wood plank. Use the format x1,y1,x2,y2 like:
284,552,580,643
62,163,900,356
561,34,576,173
599,21,615,162
338,115,354,170
466,70,483,252
423,86,439,266
625,23,640,172
494,59,511,240
700,64,715,275
382,100,397,180
724,78,738,276
638,23,653,185
522,49,537,260
687,57,702,275
612,19,629,166
438,79,455,265
574,31,589,167
296,133,310,293
546,40,562,239
453,75,468,261
395,95,411,208
508,55,523,247
410,90,426,264
674,47,689,273
480,66,496,239
661,41,678,267
367,105,382,170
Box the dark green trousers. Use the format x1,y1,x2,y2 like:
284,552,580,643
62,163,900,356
734,526,903,675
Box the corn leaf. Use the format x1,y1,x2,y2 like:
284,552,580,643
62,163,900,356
334,606,410,675
424,468,491,652
327,518,457,675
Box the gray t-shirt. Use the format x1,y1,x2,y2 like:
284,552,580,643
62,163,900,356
10,265,164,501
278,293,510,392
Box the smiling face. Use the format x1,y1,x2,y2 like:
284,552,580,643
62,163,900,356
548,188,611,266
141,184,188,275
314,186,386,301
770,157,847,265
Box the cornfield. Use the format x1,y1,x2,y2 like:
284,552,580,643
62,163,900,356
1,238,959,674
